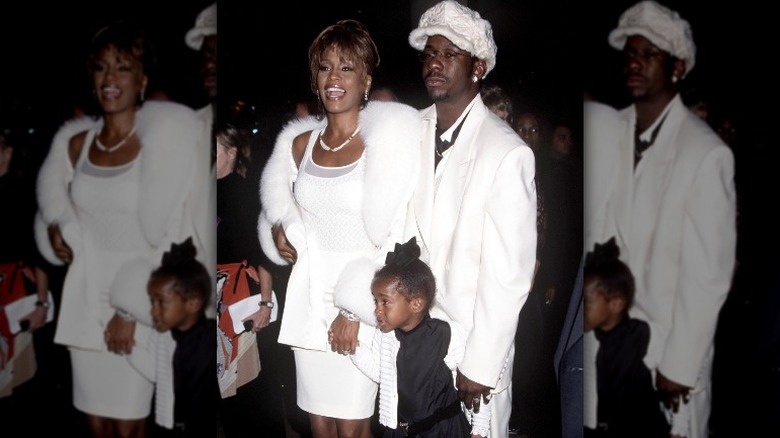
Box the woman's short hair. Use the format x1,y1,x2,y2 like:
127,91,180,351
87,20,156,80
307,19,379,96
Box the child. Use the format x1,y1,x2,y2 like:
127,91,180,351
584,237,688,437
147,237,218,437
350,237,490,437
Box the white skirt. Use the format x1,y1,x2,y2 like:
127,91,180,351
71,347,153,419
293,246,378,419
68,246,153,419
295,347,377,419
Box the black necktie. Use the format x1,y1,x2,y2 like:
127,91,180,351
434,136,451,169
634,113,667,168
434,111,470,169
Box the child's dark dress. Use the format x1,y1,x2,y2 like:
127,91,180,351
170,316,219,437
386,315,470,438
593,317,670,437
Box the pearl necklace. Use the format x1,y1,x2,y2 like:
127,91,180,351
319,126,361,152
95,125,137,153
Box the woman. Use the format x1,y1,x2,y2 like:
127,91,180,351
217,124,274,335
34,21,201,437
0,127,51,399
259,19,421,438
215,123,284,436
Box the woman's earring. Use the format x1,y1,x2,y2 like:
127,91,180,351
315,90,320,101
140,89,146,102
472,75,479,83
364,89,369,102
672,75,678,84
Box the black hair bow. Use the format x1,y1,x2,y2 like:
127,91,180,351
161,236,197,267
584,236,620,269
385,237,421,267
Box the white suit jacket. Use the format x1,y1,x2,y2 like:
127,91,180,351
588,94,737,389
404,96,537,392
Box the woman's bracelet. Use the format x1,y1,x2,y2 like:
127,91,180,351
116,309,135,322
339,308,360,322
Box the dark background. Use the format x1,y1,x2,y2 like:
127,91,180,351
0,1,213,169
219,0,584,150
1,2,773,163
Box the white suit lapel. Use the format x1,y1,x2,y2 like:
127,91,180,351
413,111,437,257
610,109,635,256
630,98,684,266
431,108,479,268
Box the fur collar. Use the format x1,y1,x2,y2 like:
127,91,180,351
37,101,200,243
260,100,422,246
37,116,99,224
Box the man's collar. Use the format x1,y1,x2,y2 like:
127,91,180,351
438,94,480,142
636,94,679,141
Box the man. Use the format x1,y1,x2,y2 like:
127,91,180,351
185,2,217,126
584,2,737,436
405,2,537,436
181,2,217,287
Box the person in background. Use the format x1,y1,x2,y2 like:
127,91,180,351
369,86,400,103
34,20,202,438
549,121,576,162
680,85,711,124
514,111,542,153
0,127,51,400
215,123,285,436
481,84,514,125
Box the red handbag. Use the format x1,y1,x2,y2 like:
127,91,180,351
0,261,35,306
216,260,260,365
0,261,36,365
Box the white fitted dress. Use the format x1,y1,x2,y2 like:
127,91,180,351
66,129,154,419
290,129,378,419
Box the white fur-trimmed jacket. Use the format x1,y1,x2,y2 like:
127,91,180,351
258,101,422,350
34,101,202,353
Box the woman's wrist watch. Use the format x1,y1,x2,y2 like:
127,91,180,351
35,300,50,309
258,300,274,309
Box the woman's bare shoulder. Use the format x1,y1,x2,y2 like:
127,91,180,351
68,130,90,167
291,130,313,169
